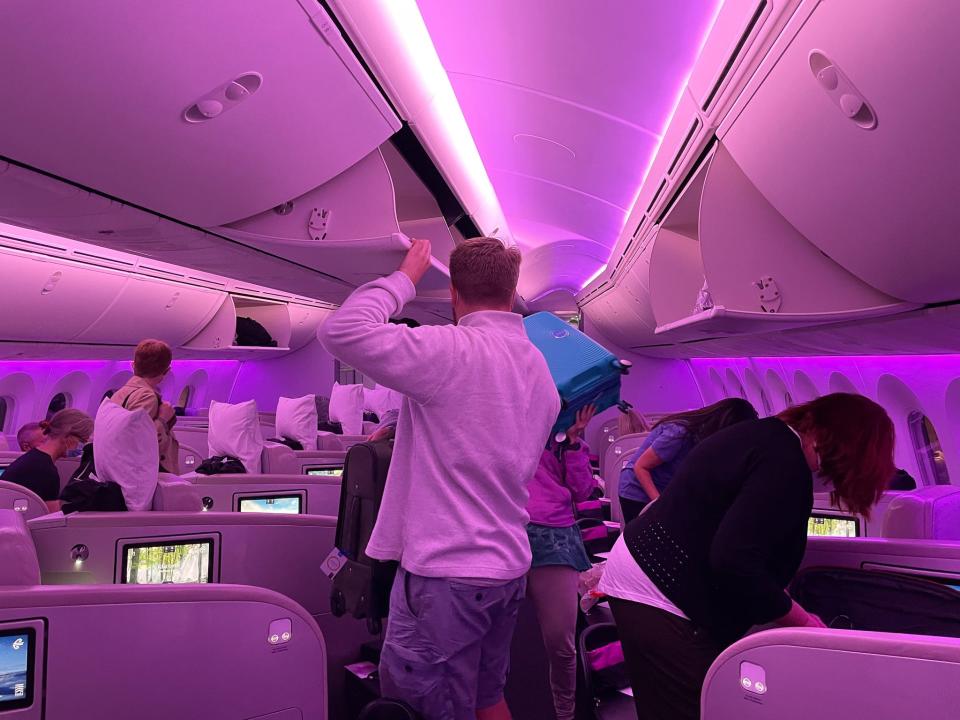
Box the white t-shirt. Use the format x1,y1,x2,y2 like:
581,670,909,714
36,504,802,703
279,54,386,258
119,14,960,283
598,535,689,620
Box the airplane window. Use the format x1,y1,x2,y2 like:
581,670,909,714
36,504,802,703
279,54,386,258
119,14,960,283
0,396,8,432
725,371,747,400
46,392,69,419
102,389,117,401
784,392,794,408
758,388,773,416
908,411,950,486
177,386,193,409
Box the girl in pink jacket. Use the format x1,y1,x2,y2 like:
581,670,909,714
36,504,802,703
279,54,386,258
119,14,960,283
525,405,598,720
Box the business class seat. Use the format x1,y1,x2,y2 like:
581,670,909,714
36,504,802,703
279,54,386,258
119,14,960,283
0,480,49,522
0,509,42,584
187,472,342,515
701,627,960,719
261,443,346,475
0,509,329,720
26,509,368,716
881,485,960,540
602,432,648,524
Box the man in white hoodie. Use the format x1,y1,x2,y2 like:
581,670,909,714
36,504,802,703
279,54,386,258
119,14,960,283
319,237,559,720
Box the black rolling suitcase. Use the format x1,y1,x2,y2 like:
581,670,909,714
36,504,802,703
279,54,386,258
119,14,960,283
331,440,397,634
790,566,960,636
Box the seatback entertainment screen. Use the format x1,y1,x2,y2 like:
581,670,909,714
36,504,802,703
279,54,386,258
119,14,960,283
0,629,34,710
122,540,213,584
237,495,302,514
305,467,341,477
807,513,861,538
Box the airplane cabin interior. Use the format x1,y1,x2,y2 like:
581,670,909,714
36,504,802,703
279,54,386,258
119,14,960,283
0,1,959,719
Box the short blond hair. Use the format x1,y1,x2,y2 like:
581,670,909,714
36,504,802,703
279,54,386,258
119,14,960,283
40,409,94,443
449,237,521,307
133,339,172,378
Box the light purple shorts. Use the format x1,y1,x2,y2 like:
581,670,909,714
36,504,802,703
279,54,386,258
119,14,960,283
379,569,526,720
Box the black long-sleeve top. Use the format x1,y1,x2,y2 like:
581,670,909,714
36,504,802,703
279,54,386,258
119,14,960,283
623,417,813,645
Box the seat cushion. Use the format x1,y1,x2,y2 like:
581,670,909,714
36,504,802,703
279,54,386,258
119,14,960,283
276,395,319,451
208,400,264,473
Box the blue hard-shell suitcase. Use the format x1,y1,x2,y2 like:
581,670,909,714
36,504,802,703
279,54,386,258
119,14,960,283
523,312,631,436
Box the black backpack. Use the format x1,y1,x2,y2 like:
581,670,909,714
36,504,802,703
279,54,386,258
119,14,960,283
68,443,97,484
331,440,397,634
235,316,277,347
195,456,247,475
791,566,960,636
60,478,128,513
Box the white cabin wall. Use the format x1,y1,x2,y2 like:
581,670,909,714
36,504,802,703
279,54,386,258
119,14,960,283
0,359,241,439
687,355,960,487
228,341,335,412
584,327,703,451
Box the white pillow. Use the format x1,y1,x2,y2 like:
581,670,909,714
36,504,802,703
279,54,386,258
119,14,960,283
95,399,159,511
364,385,404,419
208,400,264,473
329,382,364,435
275,395,318,450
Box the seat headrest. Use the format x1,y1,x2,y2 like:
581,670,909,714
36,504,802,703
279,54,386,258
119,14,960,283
0,509,40,585
882,486,960,540
151,474,202,512
260,444,298,474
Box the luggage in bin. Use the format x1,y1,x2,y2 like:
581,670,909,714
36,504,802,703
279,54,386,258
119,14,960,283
523,312,631,435
330,440,397,634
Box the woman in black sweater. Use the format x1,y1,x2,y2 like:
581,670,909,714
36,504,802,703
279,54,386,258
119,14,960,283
599,393,895,719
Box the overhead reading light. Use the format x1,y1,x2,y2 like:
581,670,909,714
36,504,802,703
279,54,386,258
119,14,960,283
332,0,510,243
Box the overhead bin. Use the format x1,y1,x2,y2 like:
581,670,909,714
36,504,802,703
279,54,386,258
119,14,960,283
76,276,224,346
0,246,128,343
217,148,454,300
0,1,400,227
642,142,913,343
719,0,960,304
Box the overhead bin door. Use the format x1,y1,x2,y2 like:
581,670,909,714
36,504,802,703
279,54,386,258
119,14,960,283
0,2,400,227
721,0,960,304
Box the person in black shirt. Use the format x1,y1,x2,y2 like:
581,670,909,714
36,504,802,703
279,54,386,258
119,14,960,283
600,393,895,720
3,408,93,513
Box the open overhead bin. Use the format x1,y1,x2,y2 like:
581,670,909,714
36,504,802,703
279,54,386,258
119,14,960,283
0,1,400,227
642,142,914,344
216,147,456,309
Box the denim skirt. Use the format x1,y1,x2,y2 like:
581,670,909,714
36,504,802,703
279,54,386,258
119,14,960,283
527,522,592,572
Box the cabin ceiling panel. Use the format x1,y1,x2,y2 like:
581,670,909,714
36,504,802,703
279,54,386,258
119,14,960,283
418,0,718,130
416,0,723,295
490,170,624,255
449,75,657,210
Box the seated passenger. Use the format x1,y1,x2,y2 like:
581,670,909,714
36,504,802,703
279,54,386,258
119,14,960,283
111,339,180,473
16,422,44,452
618,399,757,524
3,409,94,512
525,404,597,720
318,237,559,720
889,467,917,491
599,393,895,720
367,408,399,443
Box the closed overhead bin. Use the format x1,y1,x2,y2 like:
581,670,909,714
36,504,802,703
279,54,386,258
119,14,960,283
720,0,960,304
0,1,400,227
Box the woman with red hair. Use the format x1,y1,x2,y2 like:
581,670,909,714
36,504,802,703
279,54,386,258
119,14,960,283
599,393,895,720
